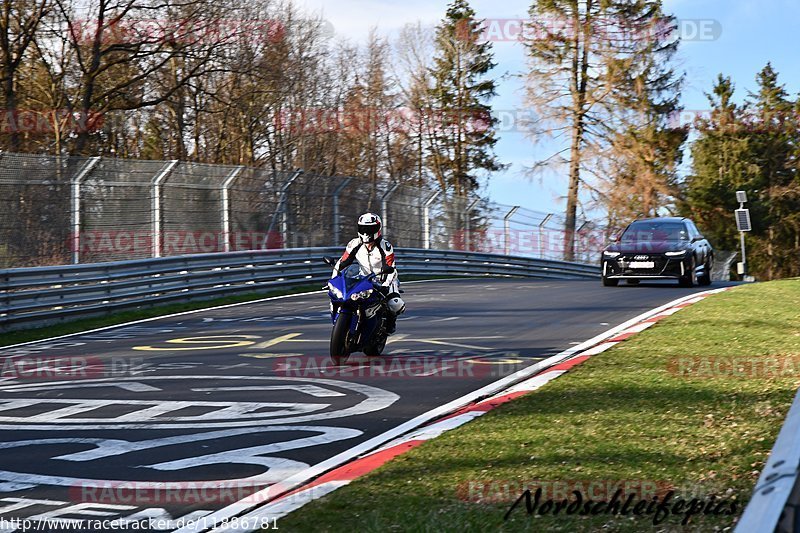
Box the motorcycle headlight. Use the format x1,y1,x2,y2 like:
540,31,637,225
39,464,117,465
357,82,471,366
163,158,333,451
350,289,373,301
665,250,688,257
603,251,621,259
327,283,343,299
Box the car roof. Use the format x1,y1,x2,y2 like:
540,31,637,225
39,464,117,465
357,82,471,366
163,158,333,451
629,217,688,224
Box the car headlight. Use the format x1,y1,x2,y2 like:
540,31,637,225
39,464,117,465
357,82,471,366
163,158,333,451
603,251,621,259
665,250,688,257
350,289,373,301
327,283,343,299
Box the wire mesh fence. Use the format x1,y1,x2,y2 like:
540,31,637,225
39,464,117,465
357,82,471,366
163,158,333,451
0,152,606,268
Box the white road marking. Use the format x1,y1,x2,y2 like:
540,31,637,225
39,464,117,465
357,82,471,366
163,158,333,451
0,399,328,424
0,376,399,430
412,339,494,351
191,385,344,397
0,426,361,490
580,342,619,356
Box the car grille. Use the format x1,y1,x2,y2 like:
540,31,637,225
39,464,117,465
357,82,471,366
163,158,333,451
614,254,681,276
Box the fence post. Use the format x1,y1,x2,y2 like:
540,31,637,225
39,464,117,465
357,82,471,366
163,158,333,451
151,160,179,258
504,206,520,256
464,197,480,252
70,156,101,264
381,182,401,236
221,166,244,253
575,221,590,263
538,213,553,260
263,170,302,249
423,190,441,250
332,177,353,246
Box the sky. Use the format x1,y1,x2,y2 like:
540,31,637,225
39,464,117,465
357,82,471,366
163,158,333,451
295,0,800,216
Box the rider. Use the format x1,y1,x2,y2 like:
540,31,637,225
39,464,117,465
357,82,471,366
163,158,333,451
332,213,405,334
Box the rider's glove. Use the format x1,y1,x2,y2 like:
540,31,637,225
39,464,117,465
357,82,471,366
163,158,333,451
376,285,390,296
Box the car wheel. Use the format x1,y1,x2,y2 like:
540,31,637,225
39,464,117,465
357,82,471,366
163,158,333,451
679,257,697,288
698,256,713,286
602,276,619,287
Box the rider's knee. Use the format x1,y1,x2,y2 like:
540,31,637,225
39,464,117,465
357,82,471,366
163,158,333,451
387,294,405,315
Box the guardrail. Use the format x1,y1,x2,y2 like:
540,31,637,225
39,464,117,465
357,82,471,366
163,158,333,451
736,390,800,533
0,248,600,332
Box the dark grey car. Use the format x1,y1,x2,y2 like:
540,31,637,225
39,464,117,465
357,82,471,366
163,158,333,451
601,217,714,287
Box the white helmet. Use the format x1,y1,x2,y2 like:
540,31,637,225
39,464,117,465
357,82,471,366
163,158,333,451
357,212,382,243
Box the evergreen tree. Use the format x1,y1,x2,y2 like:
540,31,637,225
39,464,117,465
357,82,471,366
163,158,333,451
682,75,756,252
683,66,800,280
747,64,800,279
428,0,503,198
526,0,685,260
597,3,687,229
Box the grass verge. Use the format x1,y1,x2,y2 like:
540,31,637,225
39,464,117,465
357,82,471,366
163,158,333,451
278,280,800,532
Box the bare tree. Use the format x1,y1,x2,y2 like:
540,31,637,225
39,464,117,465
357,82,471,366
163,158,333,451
525,0,683,260
0,0,50,151
33,0,232,154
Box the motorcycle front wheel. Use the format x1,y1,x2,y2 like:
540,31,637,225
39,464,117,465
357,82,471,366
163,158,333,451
330,312,352,365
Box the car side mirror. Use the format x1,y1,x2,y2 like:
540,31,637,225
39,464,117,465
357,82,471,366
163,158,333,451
691,236,703,243
609,234,619,243
322,256,337,266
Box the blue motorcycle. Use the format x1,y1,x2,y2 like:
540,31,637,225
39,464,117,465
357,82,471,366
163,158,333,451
322,256,393,364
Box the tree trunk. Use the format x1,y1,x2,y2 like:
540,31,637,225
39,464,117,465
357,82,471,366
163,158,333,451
4,65,19,151
564,116,583,262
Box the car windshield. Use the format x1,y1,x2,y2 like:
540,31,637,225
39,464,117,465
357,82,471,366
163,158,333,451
621,222,689,243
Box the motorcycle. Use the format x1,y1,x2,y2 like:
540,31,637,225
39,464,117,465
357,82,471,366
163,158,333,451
322,256,394,364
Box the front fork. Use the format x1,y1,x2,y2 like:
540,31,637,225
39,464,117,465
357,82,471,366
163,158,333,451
331,302,364,336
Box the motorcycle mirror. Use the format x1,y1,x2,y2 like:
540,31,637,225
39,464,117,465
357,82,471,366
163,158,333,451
322,256,337,266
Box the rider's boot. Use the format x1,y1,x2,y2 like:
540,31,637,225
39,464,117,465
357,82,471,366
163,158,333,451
385,314,397,335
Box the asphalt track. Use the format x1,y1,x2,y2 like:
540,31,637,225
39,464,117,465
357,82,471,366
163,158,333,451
0,278,727,531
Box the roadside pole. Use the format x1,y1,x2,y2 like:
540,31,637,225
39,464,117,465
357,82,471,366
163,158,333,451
735,190,753,282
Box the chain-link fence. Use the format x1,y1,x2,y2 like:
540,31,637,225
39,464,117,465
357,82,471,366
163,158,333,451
0,152,606,268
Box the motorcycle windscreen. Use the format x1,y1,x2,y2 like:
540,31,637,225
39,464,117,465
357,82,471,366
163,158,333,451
342,264,367,293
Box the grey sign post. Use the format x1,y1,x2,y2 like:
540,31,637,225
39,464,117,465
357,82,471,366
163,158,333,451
735,190,752,278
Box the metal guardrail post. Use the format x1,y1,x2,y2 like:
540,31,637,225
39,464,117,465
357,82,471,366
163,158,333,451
465,197,480,252
70,157,101,264
504,206,520,256
381,182,401,236
151,160,179,258
332,177,353,246
423,191,441,250
221,166,245,253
